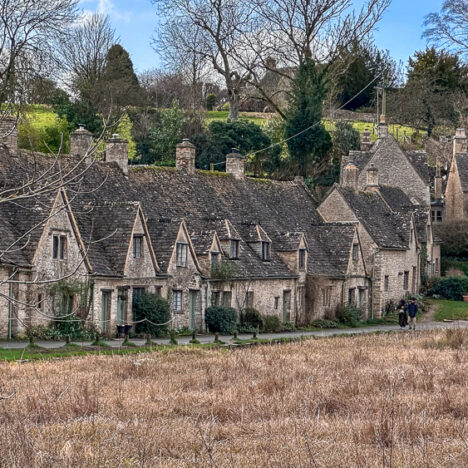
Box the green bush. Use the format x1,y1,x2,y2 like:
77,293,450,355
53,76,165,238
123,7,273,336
205,306,238,334
336,305,362,327
427,276,468,301
206,93,216,111
27,317,96,341
262,315,283,333
134,292,171,336
311,319,339,329
240,308,264,329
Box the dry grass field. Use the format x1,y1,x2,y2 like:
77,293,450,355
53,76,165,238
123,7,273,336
1,330,467,467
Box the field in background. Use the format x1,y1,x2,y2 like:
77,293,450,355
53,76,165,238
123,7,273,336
0,330,466,467
428,298,468,321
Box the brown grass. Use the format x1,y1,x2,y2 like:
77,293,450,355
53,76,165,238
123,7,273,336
1,331,467,467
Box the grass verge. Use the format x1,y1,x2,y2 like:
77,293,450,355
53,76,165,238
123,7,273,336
426,298,468,321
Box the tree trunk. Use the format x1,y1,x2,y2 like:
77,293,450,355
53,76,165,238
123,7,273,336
228,87,239,121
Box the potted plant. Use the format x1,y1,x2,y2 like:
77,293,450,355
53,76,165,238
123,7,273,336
116,324,125,337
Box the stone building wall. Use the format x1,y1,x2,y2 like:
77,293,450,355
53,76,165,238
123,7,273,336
444,159,464,220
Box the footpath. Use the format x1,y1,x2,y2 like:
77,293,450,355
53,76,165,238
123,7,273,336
1,320,467,350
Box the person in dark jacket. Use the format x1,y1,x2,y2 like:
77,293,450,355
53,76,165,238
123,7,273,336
397,299,408,328
407,299,418,330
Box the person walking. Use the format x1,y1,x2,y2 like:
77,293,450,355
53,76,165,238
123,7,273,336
407,299,418,330
397,299,408,328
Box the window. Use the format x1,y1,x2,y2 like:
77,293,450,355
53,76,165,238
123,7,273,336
173,290,183,312
298,249,306,270
222,291,232,307
52,235,67,260
133,235,143,258
437,211,442,222
403,271,409,290
37,293,43,310
261,241,271,261
230,240,239,259
211,251,219,269
274,296,279,310
384,275,389,292
322,287,331,307
435,258,440,273
176,242,188,267
431,210,443,223
211,291,220,306
352,244,359,261
348,288,356,305
245,291,254,308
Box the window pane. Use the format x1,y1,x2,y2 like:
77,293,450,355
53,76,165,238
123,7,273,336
59,236,66,259
230,240,239,259
176,243,188,267
133,236,142,258
53,235,58,259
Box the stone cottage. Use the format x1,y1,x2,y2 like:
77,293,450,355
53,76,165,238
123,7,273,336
0,118,438,337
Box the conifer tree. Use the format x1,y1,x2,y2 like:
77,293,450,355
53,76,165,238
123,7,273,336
286,60,332,177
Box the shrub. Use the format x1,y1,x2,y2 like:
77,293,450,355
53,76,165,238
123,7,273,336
311,319,339,329
206,93,216,110
427,276,468,301
262,315,283,333
240,308,264,330
205,306,238,334
134,293,171,336
336,305,362,327
27,318,97,341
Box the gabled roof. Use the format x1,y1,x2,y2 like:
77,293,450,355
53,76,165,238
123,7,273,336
406,151,435,186
335,186,408,249
378,186,414,211
309,224,359,277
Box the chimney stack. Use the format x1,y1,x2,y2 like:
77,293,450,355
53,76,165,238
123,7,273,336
366,163,379,189
226,148,245,179
70,126,93,161
105,134,128,175
378,115,388,140
453,128,467,157
176,139,196,174
341,162,359,192
360,128,373,151
434,158,443,200
0,116,18,155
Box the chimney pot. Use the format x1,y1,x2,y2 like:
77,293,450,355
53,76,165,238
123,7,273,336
70,126,93,161
366,163,379,188
453,128,467,157
341,162,359,192
360,128,373,151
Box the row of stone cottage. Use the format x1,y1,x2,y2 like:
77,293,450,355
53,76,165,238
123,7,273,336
0,118,440,337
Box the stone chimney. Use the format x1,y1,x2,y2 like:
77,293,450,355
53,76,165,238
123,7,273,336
341,162,359,192
453,128,467,157
366,163,379,189
70,126,93,161
360,128,373,151
434,158,443,200
0,115,18,155
226,148,245,179
176,138,196,174
105,134,128,175
378,115,388,139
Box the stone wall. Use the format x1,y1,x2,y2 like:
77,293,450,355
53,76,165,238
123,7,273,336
444,159,465,220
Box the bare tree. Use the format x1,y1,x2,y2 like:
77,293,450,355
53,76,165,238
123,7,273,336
240,0,390,118
424,0,468,57
59,12,116,98
154,0,257,121
0,0,78,110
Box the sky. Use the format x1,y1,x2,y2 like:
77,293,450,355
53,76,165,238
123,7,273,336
79,0,446,75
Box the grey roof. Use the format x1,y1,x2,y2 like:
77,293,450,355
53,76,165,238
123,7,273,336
335,186,408,249
456,153,468,192
378,186,414,210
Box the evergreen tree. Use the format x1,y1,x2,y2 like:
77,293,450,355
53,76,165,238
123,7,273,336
286,60,332,177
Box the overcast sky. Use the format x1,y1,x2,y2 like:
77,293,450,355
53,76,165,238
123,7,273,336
79,0,445,74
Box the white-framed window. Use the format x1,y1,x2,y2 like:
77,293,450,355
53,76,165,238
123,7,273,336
230,240,240,259
261,241,271,261
133,235,143,258
173,290,183,312
176,242,188,267
52,234,67,260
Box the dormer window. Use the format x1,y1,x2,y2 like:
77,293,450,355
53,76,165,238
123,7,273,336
230,239,239,259
211,251,219,268
176,242,188,267
133,235,143,258
261,241,271,261
52,235,67,260
298,248,306,270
